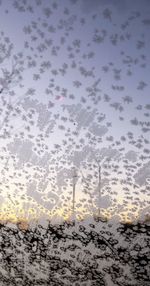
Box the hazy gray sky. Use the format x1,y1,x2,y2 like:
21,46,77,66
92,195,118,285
0,0,150,223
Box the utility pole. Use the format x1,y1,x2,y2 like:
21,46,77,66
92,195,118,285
96,156,111,219
95,157,104,219
72,168,78,221
98,164,101,218
81,170,95,218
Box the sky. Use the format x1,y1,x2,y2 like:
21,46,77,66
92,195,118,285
0,0,150,224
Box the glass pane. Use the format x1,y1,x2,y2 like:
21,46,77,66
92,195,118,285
0,1,149,285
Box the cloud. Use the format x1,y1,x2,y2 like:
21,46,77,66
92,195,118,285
125,150,138,162
134,161,150,186
89,123,108,137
